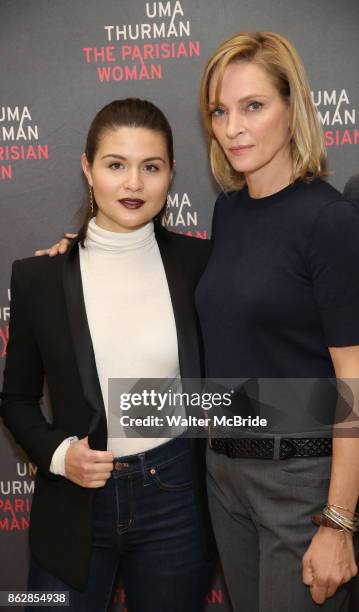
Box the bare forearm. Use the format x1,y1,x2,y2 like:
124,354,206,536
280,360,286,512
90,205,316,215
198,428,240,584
328,437,359,512
328,374,359,512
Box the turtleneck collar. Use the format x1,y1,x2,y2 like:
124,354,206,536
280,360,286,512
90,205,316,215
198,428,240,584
85,217,155,253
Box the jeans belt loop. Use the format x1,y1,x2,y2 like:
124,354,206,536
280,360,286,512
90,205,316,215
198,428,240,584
138,452,152,486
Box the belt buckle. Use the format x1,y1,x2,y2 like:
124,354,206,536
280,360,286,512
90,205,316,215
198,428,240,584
279,439,297,460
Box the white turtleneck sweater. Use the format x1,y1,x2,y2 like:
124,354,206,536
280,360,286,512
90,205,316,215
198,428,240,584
50,218,180,475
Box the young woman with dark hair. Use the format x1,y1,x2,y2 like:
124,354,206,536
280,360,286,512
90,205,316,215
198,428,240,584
1,98,215,612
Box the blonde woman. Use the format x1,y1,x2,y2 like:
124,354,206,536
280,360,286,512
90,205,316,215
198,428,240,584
196,31,359,611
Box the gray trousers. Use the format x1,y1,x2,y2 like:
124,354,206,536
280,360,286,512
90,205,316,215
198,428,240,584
207,445,357,612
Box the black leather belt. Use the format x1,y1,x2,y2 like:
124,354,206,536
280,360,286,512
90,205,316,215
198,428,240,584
210,437,332,460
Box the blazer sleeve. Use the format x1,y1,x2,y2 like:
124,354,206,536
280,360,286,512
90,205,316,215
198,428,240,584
0,260,72,478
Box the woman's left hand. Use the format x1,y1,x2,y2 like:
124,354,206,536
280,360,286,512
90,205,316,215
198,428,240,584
302,525,358,603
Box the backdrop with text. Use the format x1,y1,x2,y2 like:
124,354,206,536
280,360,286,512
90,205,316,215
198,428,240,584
1,1,359,610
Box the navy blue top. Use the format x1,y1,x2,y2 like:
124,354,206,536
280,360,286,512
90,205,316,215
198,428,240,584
196,179,359,378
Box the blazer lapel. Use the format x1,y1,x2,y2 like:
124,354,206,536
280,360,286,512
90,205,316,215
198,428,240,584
62,238,107,449
61,228,202,447
155,225,203,382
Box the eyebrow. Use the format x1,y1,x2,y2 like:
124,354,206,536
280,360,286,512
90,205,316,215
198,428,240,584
101,154,167,163
208,94,267,106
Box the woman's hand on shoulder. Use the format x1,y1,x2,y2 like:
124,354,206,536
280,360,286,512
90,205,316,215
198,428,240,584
34,233,77,257
64,436,114,488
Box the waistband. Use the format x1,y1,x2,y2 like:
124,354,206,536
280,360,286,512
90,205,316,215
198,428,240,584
111,436,190,475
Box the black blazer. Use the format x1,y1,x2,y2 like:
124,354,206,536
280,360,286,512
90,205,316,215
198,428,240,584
1,224,215,590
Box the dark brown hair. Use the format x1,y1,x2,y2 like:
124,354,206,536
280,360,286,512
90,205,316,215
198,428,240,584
79,98,174,244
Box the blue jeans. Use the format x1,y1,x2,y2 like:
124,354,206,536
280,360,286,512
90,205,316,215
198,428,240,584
27,437,214,611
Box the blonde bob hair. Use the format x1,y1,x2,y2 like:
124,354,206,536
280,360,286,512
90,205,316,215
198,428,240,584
200,31,328,191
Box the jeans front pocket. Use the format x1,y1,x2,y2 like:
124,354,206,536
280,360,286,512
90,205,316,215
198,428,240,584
148,451,193,492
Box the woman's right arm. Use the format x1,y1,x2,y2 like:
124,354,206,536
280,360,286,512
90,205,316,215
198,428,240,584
0,261,74,478
1,261,114,486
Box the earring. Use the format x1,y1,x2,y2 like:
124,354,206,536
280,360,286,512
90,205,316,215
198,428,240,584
89,185,94,215
164,192,171,224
